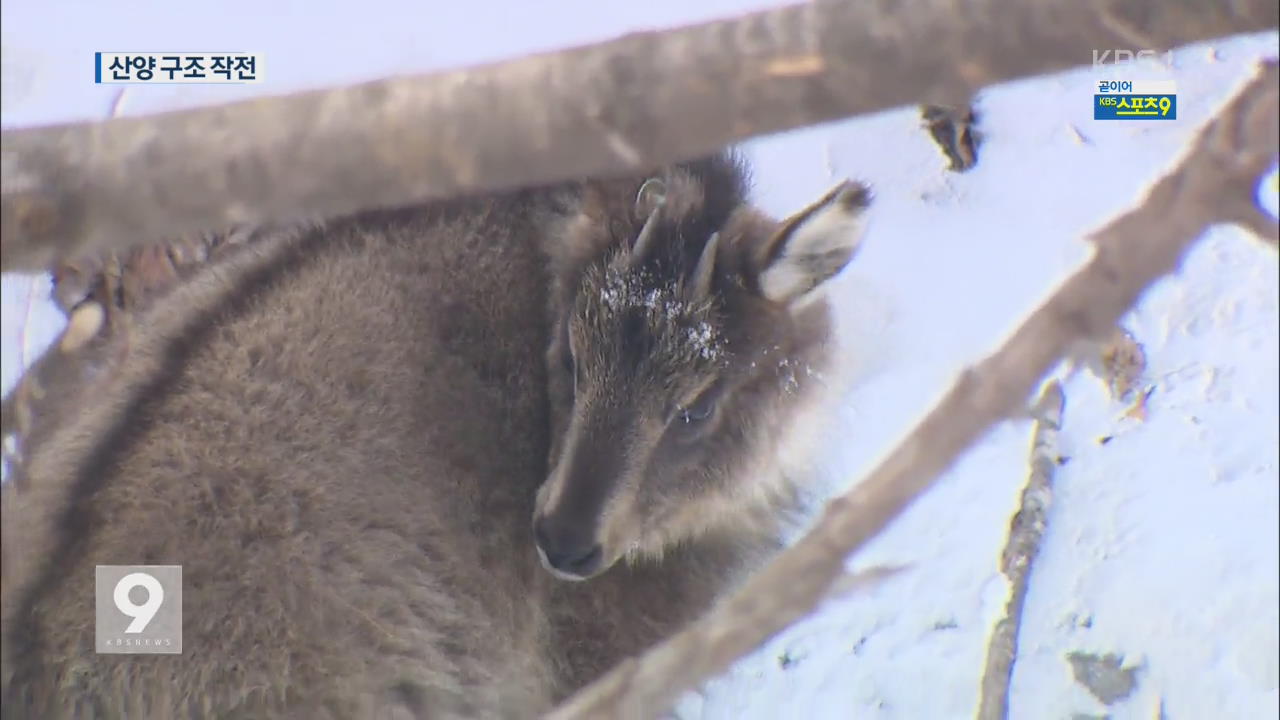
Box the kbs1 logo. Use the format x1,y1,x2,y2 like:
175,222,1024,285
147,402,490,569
1091,49,1177,121
95,52,263,84
95,565,182,654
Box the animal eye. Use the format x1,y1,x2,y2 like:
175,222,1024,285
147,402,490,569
676,391,717,427
635,178,667,219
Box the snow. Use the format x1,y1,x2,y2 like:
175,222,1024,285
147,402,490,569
2,3,1276,719
596,269,726,362
691,31,1280,720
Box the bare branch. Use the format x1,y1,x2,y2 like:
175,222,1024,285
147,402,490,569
977,380,1065,720
1223,184,1280,249
3,0,1275,272
546,60,1280,720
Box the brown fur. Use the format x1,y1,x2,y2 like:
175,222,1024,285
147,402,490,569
0,152,867,718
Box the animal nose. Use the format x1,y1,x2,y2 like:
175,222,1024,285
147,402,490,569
533,517,603,578
546,544,603,577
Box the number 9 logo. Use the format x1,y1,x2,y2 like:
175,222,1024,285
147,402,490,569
113,572,164,633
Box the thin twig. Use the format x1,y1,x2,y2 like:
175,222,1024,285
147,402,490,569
546,60,1280,720
2,0,1275,272
976,380,1066,720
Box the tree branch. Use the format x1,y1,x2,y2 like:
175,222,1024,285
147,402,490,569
3,0,1275,272
977,380,1065,720
545,60,1279,720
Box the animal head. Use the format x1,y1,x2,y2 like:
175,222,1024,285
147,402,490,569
533,153,870,581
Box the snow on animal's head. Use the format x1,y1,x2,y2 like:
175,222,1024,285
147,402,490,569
534,153,871,581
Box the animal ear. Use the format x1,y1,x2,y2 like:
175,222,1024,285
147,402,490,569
754,181,870,305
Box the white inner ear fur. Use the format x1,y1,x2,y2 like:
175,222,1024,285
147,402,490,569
759,185,868,306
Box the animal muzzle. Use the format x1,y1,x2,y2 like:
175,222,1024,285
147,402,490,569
532,514,604,581
533,406,637,580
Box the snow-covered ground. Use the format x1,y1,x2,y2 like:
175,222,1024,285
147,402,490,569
2,3,1277,718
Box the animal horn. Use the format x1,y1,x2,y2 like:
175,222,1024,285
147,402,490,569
628,206,663,268
687,232,720,300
